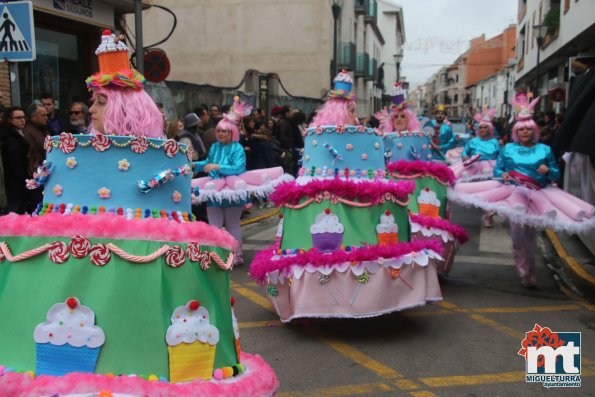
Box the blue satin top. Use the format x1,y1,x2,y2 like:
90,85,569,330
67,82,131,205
493,143,560,188
429,120,455,154
461,137,500,160
194,141,246,179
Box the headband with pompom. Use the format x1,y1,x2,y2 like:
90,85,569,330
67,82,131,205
222,96,253,125
512,93,540,121
85,30,144,91
473,108,496,124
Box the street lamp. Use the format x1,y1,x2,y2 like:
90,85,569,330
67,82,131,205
331,0,342,83
393,50,403,83
532,24,548,97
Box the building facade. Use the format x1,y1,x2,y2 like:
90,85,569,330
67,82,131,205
515,0,595,112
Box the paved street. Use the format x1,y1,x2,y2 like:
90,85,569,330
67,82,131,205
233,205,595,396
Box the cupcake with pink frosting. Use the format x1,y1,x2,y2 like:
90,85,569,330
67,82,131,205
34,297,105,376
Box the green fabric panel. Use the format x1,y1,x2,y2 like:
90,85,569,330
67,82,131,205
0,236,235,379
392,177,448,218
280,201,409,250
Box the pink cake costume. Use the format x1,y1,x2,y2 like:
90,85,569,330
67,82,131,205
450,95,595,287
377,87,468,276
450,108,500,182
0,30,278,396
250,73,447,322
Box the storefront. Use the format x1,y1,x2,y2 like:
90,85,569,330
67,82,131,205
9,0,137,111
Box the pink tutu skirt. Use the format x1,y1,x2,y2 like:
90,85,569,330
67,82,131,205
449,180,595,234
451,160,496,182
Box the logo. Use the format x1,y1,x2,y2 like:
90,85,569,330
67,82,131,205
518,324,581,388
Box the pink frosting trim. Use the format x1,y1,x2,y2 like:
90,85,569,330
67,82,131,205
250,239,443,282
409,213,469,243
0,352,279,397
0,213,238,250
387,160,456,186
270,179,415,206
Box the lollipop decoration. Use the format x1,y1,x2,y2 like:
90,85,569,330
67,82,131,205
26,161,54,190
350,270,370,305
323,143,343,161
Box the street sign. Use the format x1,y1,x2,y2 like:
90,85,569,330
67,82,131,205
144,49,170,83
0,1,35,61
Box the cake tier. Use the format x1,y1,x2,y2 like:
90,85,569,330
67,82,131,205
384,131,433,162
40,134,193,216
0,214,241,382
300,125,385,179
250,241,444,322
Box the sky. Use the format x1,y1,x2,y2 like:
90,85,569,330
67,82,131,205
395,0,518,88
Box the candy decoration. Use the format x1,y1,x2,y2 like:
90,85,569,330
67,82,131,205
58,132,77,154
165,245,185,268
69,235,91,258
89,243,111,266
186,241,201,262
351,271,370,305
188,300,200,310
198,251,211,271
318,274,330,285
130,136,148,154
323,143,342,161
48,241,69,264
410,146,421,159
44,135,53,152
91,133,111,152
390,268,401,279
137,166,187,194
66,157,78,168
163,139,179,158
66,297,78,309
267,285,278,297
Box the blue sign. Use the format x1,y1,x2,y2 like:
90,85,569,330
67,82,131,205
0,1,35,62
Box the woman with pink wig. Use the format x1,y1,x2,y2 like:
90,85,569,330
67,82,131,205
450,95,595,287
310,70,358,127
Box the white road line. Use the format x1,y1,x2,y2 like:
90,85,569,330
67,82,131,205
456,255,514,266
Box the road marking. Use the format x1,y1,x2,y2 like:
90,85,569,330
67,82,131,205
394,379,419,390
276,382,393,397
409,392,439,397
240,208,278,226
314,334,405,379
230,282,274,313
420,371,524,387
455,254,514,266
475,304,581,313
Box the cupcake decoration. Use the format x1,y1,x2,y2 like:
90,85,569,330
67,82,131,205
376,210,399,245
166,300,220,382
417,188,441,218
34,297,105,376
310,208,344,252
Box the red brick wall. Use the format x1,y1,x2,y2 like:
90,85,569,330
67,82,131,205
0,61,11,106
465,26,517,88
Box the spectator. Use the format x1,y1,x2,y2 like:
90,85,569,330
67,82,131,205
69,101,90,134
23,103,49,212
40,93,73,136
180,113,206,162
156,102,168,132
196,107,217,153
166,118,184,140
207,104,222,128
0,107,29,214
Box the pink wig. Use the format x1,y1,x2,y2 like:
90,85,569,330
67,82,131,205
383,108,421,132
476,121,495,137
310,97,357,127
89,87,165,138
217,118,241,142
512,118,539,143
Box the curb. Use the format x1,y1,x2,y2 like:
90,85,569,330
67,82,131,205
545,228,595,300
240,208,279,226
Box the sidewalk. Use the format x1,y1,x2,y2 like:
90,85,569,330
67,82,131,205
543,229,595,302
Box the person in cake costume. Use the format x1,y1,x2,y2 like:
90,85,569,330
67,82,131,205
191,98,293,266
375,84,468,276
0,30,279,396
450,108,501,227
250,71,457,322
449,94,595,287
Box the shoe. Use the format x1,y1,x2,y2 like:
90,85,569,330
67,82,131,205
483,213,494,228
521,276,537,288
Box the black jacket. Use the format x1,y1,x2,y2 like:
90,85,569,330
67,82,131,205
0,125,30,203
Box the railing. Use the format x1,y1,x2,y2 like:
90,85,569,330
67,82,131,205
354,0,365,15
337,42,357,71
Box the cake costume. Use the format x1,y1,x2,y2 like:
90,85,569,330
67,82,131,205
250,74,465,322
450,108,501,181
449,95,595,287
0,31,278,396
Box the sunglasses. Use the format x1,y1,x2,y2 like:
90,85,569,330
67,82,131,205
69,111,82,115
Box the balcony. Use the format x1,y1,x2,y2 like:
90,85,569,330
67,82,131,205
354,0,365,15
365,56,377,81
337,42,356,71
364,0,377,25
355,52,368,77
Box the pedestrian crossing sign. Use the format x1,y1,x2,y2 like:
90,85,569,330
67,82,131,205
0,1,35,62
